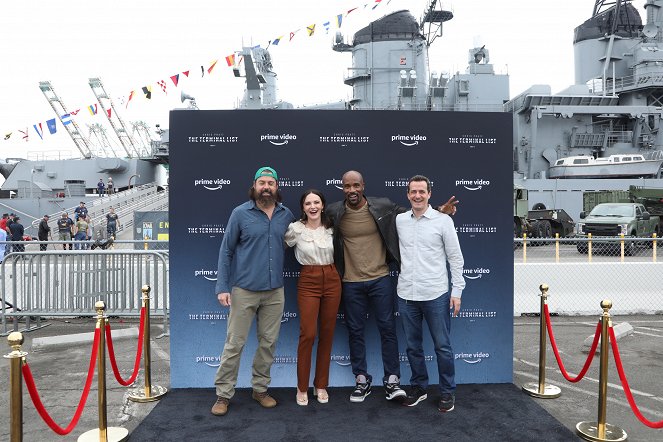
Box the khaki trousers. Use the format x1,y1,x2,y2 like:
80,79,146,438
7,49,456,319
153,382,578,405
214,286,285,399
296,265,342,391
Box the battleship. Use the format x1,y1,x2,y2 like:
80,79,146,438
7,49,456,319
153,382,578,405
229,0,663,220
5,0,663,229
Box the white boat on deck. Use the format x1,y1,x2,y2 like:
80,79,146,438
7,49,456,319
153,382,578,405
548,152,663,179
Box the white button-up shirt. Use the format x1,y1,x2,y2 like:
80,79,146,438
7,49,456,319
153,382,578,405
396,205,465,301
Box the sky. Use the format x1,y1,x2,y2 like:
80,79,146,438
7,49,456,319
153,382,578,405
0,0,648,158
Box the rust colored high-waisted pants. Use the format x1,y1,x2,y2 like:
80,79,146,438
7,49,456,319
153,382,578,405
296,264,342,391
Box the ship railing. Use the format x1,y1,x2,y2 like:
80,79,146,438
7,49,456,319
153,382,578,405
593,74,663,94
354,103,505,112
0,249,169,335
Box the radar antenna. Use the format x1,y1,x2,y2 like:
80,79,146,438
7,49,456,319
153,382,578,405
419,0,453,47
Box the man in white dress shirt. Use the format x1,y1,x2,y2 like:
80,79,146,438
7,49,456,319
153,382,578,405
396,175,465,413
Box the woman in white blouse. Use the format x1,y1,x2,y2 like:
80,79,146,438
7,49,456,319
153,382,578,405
285,190,342,406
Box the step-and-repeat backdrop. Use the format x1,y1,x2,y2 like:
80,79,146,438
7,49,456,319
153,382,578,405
169,110,513,388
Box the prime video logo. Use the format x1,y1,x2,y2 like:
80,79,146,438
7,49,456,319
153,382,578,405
391,134,427,146
260,133,297,146
194,178,231,191
455,179,490,191
194,269,217,281
326,178,343,190
455,351,490,364
463,267,491,280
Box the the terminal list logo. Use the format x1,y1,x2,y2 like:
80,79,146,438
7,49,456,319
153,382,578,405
260,133,297,146
448,134,497,148
188,311,229,321
188,132,239,145
385,178,434,188
187,224,225,237
455,351,490,364
391,134,427,146
278,177,305,188
194,178,231,191
457,308,497,320
463,267,491,280
194,269,217,281
457,223,497,237
319,132,370,147
455,178,490,191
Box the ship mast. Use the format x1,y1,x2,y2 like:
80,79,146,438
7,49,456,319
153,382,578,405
38,81,93,159
419,0,453,47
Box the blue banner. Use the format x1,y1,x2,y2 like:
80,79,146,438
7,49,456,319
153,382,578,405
169,110,513,388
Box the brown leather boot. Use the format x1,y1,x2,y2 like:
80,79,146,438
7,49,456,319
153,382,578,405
211,396,230,416
252,390,277,408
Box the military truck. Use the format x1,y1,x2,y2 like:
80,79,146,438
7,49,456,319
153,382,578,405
576,186,663,254
514,185,575,241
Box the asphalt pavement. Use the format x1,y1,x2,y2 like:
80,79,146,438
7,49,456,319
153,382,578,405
1,314,662,441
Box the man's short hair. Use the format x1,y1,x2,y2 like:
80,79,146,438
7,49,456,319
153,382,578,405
408,175,431,193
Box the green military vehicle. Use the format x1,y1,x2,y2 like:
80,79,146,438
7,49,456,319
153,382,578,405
514,185,575,241
576,186,663,254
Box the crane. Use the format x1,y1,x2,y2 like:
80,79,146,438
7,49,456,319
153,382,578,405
38,81,93,159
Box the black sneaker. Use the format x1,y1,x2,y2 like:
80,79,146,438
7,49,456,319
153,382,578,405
384,375,406,401
438,393,455,412
403,386,427,407
350,375,371,403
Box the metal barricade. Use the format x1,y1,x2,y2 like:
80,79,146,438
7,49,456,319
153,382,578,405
0,250,169,335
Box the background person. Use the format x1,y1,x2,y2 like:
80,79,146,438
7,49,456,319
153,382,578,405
57,212,74,250
0,227,6,262
211,166,295,417
97,178,106,196
38,214,51,251
396,175,465,412
285,190,341,406
106,207,120,239
9,216,24,253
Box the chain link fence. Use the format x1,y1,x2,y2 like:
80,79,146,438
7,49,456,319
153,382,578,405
514,237,663,316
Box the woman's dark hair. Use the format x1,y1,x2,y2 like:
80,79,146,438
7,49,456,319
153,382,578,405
299,189,333,228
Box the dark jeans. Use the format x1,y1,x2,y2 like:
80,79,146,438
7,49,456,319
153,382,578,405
342,275,400,382
399,293,455,394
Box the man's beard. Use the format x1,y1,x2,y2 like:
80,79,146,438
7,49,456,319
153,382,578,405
255,189,276,205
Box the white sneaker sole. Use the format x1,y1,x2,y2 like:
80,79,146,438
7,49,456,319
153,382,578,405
405,394,427,407
350,390,371,403
386,389,407,400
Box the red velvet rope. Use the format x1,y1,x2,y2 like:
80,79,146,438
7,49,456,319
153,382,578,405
106,306,146,386
609,327,663,429
544,303,601,383
22,328,100,435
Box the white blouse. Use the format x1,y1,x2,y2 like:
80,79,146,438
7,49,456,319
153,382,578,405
284,221,334,265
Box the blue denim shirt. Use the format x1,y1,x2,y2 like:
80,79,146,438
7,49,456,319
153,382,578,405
215,200,295,294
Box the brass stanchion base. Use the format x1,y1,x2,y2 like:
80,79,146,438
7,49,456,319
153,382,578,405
576,421,627,441
522,382,562,399
128,384,168,402
78,426,128,442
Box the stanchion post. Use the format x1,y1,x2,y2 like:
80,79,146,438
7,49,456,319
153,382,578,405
619,234,625,262
4,332,27,442
576,300,627,442
78,301,128,442
588,233,593,262
653,233,657,262
128,285,167,402
523,233,527,263
522,284,561,399
555,233,560,263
